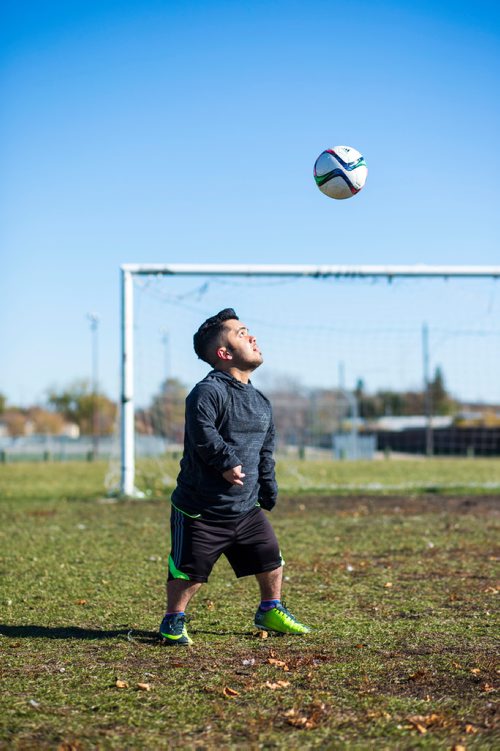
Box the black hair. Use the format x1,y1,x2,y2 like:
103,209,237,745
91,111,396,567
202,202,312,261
193,308,239,365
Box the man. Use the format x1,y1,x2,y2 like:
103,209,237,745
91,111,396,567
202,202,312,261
159,308,310,645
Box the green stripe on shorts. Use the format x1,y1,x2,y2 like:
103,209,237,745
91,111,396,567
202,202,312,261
168,554,191,580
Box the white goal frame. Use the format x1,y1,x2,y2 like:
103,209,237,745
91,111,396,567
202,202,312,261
120,263,500,496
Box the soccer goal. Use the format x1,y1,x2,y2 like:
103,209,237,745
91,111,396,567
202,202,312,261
119,264,500,497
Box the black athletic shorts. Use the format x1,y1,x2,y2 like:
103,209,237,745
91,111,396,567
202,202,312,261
168,505,283,582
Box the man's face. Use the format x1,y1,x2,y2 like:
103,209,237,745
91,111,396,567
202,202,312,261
218,319,263,369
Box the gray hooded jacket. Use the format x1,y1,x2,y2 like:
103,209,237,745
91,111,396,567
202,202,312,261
171,370,278,520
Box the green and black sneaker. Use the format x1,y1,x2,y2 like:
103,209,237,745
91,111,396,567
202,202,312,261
159,612,193,646
254,602,310,635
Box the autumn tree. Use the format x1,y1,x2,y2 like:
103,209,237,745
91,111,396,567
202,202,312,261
2,409,28,437
28,407,66,435
138,378,187,442
47,381,117,435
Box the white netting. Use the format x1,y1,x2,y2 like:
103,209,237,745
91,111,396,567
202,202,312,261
128,273,500,468
133,275,499,397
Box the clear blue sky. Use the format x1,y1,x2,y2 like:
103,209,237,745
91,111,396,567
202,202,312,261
1,0,499,406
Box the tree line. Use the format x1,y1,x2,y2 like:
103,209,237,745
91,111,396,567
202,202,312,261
1,368,497,440
0,381,117,438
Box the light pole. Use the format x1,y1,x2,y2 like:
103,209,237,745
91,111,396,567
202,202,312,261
87,313,100,459
160,329,169,387
422,322,434,457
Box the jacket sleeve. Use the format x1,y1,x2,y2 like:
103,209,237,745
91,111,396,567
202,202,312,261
258,418,278,510
185,384,241,472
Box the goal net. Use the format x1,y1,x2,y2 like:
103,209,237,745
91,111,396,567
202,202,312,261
115,265,500,496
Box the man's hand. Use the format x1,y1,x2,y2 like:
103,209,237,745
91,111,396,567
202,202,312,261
222,465,245,486
258,496,276,511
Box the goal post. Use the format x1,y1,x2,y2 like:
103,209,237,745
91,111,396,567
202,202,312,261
120,263,500,497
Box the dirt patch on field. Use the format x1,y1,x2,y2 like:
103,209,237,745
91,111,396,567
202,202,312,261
280,494,500,516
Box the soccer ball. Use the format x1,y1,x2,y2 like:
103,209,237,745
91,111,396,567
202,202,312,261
314,145,368,200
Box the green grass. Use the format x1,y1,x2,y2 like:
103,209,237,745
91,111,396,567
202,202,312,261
3,456,500,502
0,461,498,748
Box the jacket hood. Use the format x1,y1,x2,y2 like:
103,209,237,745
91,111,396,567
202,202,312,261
206,369,250,390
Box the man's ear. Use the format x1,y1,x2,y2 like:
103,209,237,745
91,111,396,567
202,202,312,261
216,346,233,361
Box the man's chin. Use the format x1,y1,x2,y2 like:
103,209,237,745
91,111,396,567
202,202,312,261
246,354,263,371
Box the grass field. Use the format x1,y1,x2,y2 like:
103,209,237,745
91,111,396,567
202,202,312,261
0,460,498,749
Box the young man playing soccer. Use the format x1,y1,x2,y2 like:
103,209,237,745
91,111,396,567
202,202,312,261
159,308,310,645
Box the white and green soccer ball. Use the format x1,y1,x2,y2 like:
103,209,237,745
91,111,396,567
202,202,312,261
314,145,368,200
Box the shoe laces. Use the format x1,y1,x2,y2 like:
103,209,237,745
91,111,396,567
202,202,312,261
167,612,190,622
165,612,190,633
276,601,300,624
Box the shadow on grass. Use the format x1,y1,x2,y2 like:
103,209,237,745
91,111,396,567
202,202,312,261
0,624,257,643
0,624,160,643
193,628,257,637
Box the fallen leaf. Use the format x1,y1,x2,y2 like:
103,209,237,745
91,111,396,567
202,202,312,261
287,715,315,729
137,683,151,691
256,630,268,639
222,686,239,698
75,599,87,606
407,713,448,733
482,683,496,693
470,668,481,675
115,680,129,689
283,704,325,730
384,582,393,588
465,724,477,734
265,680,290,690
409,669,428,681
451,746,466,751
412,722,427,735
268,658,289,670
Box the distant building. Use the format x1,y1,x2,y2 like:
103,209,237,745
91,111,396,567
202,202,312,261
369,415,453,432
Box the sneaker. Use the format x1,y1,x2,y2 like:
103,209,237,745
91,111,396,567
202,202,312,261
159,612,193,646
254,602,310,635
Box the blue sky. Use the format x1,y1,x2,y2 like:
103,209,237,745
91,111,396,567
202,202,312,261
1,0,499,407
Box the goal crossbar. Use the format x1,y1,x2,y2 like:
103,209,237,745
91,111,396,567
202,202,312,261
120,263,500,496
122,263,500,278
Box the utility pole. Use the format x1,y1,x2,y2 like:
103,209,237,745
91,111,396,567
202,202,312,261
160,329,169,387
159,329,170,441
422,322,433,456
87,313,100,460
337,362,358,459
